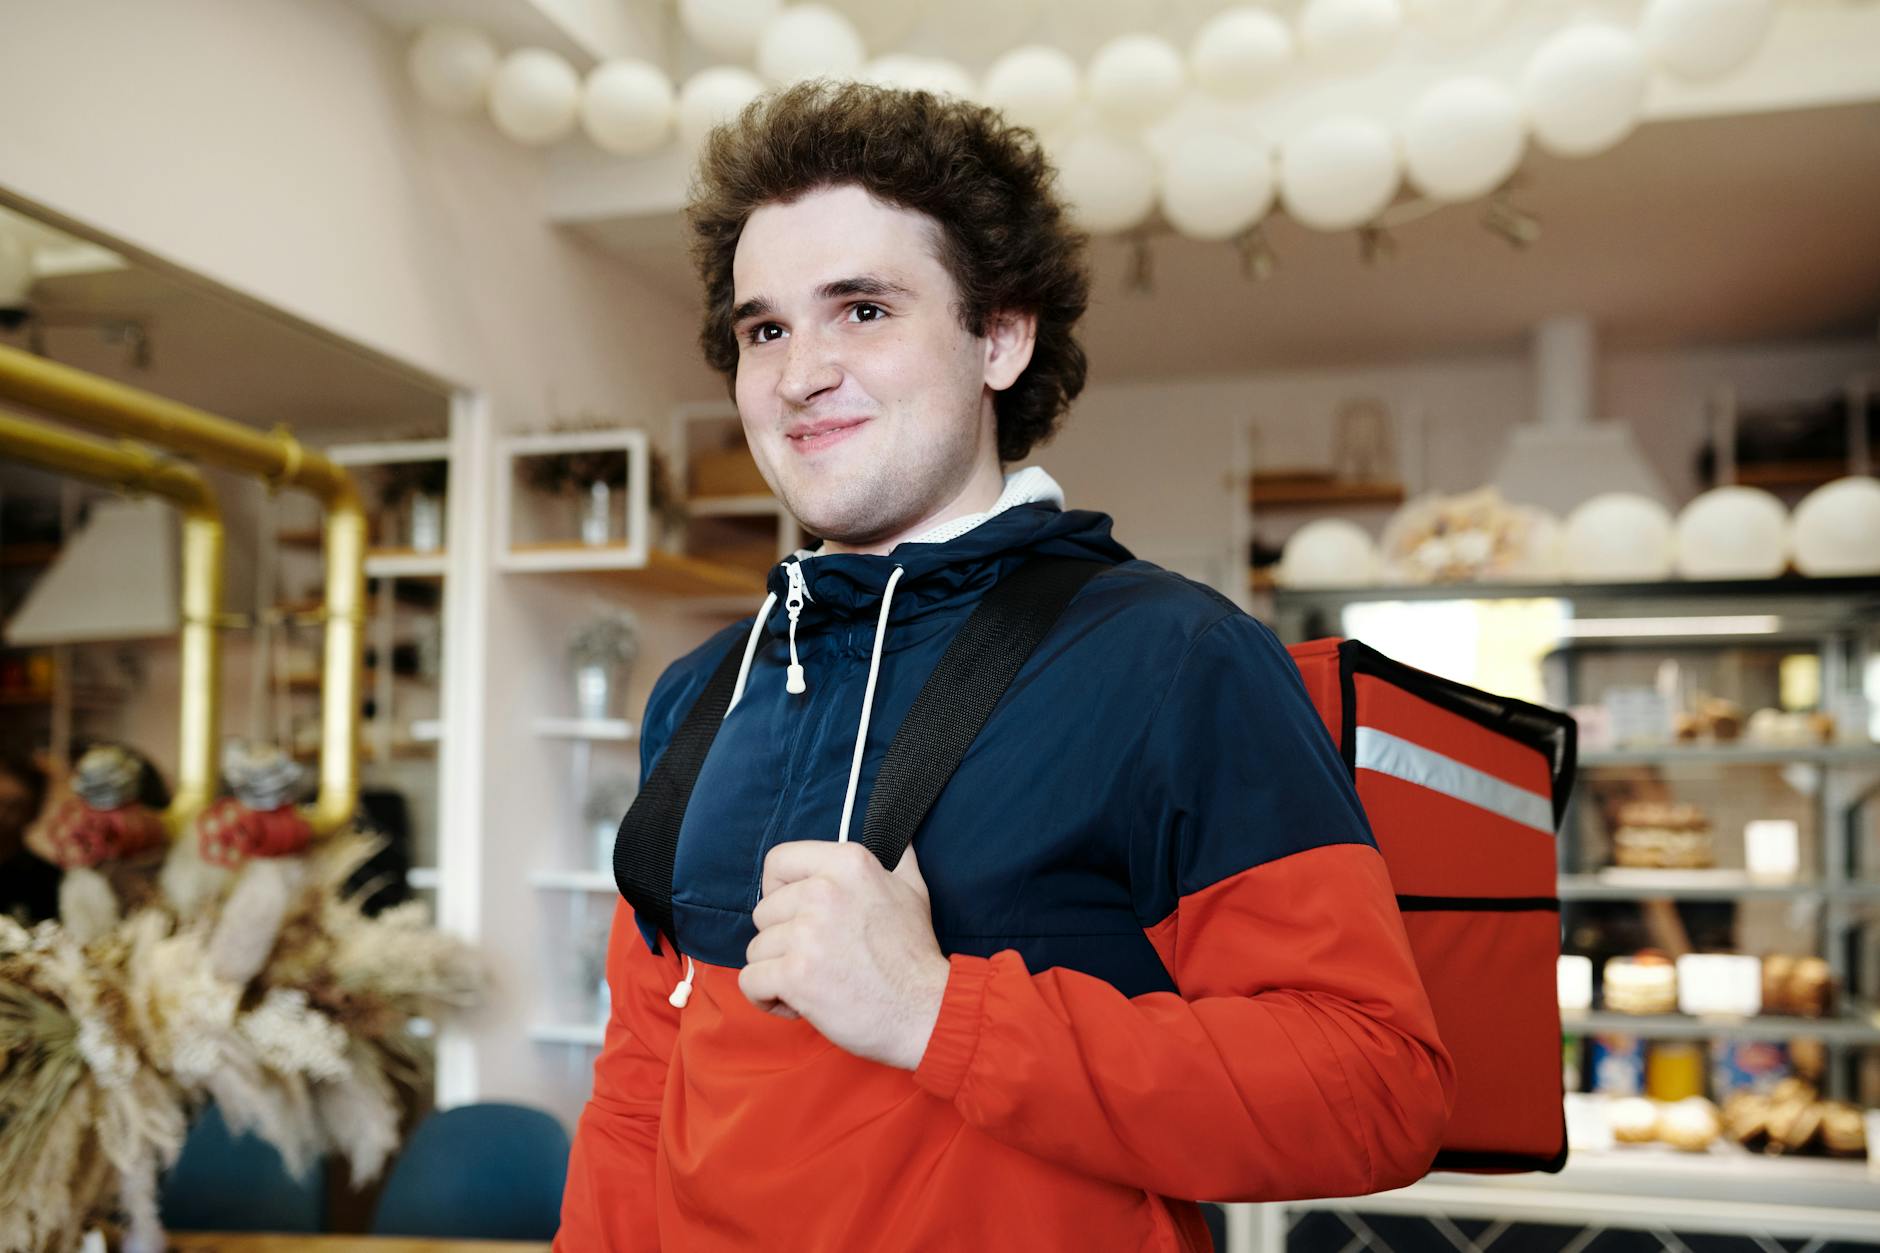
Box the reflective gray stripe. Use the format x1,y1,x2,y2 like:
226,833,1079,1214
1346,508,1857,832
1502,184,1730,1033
1354,726,1555,836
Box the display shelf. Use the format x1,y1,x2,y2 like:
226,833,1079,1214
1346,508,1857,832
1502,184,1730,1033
326,437,451,467
275,528,323,549
1558,870,1880,902
687,492,786,518
499,543,765,595
1248,475,1405,507
530,870,615,891
530,1022,604,1047
1579,743,1880,767
532,716,636,741
1272,574,1880,606
1561,1000,1880,1044
364,546,448,578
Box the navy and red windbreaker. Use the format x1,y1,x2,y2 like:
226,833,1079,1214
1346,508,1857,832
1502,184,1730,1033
558,473,1454,1251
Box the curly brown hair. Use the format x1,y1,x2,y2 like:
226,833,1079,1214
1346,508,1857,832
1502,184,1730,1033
686,80,1091,465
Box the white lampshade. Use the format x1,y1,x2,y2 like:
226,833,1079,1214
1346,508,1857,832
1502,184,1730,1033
408,25,498,114
756,5,866,86
680,0,783,61
1564,493,1677,581
489,48,581,145
1160,133,1274,241
1278,117,1400,232
1675,486,1788,579
1401,76,1524,202
1790,477,1880,576
1641,0,1774,82
1521,25,1648,158
982,46,1081,130
1298,0,1404,70
1088,34,1186,129
582,61,676,156
5,498,179,645
1054,131,1159,234
678,66,767,150
1190,7,1294,100
1280,519,1380,588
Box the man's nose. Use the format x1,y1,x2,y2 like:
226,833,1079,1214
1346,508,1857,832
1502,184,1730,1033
777,329,842,406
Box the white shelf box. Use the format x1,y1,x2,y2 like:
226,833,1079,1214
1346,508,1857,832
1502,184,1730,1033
322,437,453,559
532,716,636,741
497,428,651,572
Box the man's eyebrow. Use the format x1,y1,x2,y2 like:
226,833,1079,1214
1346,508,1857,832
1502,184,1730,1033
730,275,916,325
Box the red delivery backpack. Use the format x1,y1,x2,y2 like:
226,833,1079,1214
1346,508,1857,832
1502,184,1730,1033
1289,637,1575,1173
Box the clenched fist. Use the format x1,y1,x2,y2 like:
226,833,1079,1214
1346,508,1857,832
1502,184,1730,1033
742,839,950,1071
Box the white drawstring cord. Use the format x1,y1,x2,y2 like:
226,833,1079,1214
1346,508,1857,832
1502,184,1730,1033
669,954,696,1008
783,559,811,695
726,591,777,716
838,565,904,844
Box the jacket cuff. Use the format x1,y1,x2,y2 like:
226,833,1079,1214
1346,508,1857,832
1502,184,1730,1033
913,952,994,1101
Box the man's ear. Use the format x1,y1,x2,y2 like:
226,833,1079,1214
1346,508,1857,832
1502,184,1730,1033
982,309,1038,393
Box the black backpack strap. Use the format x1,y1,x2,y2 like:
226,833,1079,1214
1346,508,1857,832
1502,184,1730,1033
857,555,1109,870
612,554,1112,941
612,636,748,942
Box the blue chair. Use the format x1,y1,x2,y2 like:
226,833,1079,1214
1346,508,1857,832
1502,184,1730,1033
159,1102,325,1233
371,1102,570,1240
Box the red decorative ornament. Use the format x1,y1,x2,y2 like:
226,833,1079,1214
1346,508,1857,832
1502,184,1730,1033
196,797,315,867
43,798,168,869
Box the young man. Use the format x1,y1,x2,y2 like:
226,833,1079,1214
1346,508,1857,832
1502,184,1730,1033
557,82,1452,1252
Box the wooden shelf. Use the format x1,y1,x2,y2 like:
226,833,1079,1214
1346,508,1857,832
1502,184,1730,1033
500,543,765,595
1250,474,1406,508
1558,871,1880,902
275,528,323,549
0,541,61,567
365,547,448,578
1561,1001,1880,1044
1731,460,1855,490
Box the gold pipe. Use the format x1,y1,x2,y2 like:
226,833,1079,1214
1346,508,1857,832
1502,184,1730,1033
0,408,221,837
0,343,364,837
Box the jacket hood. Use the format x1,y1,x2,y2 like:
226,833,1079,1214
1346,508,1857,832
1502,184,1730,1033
754,467,1134,638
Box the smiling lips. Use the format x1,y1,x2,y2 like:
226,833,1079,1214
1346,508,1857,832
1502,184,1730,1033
786,418,868,454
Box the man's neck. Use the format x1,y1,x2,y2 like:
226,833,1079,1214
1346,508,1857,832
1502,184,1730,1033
819,458,1007,557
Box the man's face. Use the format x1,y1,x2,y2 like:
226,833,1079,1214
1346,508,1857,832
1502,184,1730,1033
730,183,996,548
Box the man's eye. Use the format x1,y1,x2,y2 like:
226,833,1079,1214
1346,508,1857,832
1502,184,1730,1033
745,322,783,345
849,302,886,323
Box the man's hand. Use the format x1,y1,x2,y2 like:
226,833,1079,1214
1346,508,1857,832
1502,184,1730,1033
742,840,950,1071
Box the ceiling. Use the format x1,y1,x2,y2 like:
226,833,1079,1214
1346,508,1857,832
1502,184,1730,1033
568,100,1880,381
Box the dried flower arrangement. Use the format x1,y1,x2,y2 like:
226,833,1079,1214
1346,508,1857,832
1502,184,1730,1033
568,611,642,675
517,419,688,536
0,833,483,1253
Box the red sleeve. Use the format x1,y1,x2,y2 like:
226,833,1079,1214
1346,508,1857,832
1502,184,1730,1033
911,842,1455,1203
556,902,682,1251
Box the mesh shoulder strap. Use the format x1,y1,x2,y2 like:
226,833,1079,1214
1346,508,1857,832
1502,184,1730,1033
612,555,1111,939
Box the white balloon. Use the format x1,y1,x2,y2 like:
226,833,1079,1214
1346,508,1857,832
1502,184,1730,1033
1160,133,1275,241
1299,0,1404,71
408,25,497,115
678,66,767,150
488,48,581,145
680,0,783,62
982,46,1082,131
582,61,675,156
1522,25,1648,158
1054,131,1159,234
1564,493,1677,581
1641,0,1774,82
1278,117,1400,231
1088,34,1186,129
1790,477,1880,576
757,5,866,86
1401,77,1524,202
1190,7,1295,99
922,0,1044,66
1280,520,1380,588
1675,486,1788,579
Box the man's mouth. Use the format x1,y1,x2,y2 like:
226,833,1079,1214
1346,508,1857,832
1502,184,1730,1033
786,419,868,453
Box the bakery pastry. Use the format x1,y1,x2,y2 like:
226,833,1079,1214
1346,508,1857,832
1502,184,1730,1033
1659,1097,1721,1152
1605,953,1678,1015
1609,1096,1659,1144
1613,802,1714,870
1820,1103,1867,1157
